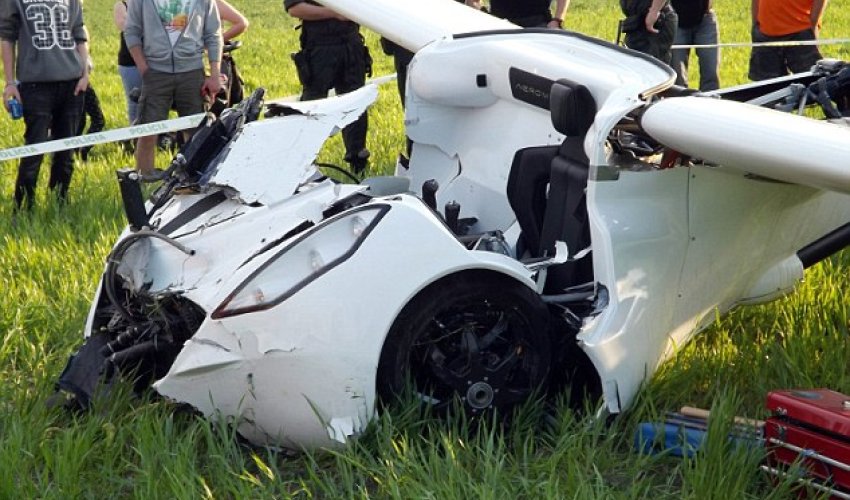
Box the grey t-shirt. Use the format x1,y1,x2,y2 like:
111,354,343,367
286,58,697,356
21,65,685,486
0,0,87,83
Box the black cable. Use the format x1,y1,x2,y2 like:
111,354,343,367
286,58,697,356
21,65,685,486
315,162,362,184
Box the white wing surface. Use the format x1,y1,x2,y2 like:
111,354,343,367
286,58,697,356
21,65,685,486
317,0,515,51
642,97,850,194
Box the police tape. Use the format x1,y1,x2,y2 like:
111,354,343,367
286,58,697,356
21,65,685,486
672,37,850,50
0,74,399,163
0,113,206,163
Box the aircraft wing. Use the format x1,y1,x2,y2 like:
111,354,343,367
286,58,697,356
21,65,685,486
316,0,516,52
641,97,850,195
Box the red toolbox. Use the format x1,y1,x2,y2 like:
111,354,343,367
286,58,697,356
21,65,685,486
764,389,850,497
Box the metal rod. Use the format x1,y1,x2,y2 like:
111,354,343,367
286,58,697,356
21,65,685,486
767,436,850,472
760,465,850,499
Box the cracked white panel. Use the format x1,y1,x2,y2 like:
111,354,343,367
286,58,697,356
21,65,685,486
327,416,359,444
116,239,151,292
209,85,378,205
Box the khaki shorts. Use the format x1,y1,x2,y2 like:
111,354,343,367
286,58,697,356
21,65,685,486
137,68,206,124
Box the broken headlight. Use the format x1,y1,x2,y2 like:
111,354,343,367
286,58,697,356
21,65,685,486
212,205,389,318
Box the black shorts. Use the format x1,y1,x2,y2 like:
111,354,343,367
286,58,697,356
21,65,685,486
748,28,822,81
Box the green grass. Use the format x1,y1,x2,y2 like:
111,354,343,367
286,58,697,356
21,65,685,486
0,0,848,497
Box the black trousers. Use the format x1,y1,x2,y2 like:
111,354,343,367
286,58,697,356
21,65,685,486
76,85,106,160
624,7,678,65
16,80,85,209
299,42,368,158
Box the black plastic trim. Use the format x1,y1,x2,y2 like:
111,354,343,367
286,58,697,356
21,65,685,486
797,221,850,268
158,190,229,236
509,67,553,110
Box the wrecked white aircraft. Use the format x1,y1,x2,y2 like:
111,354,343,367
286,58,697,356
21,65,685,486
55,0,850,449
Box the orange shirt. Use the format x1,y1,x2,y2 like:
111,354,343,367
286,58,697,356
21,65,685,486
757,0,818,37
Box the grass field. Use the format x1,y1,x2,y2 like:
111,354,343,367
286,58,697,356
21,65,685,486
0,0,849,497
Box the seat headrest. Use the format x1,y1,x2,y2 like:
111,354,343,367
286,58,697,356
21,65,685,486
550,79,597,137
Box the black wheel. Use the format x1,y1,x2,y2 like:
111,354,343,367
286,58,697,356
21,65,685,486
377,274,551,415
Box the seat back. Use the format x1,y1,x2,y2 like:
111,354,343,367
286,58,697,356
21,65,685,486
506,79,597,292
506,145,559,257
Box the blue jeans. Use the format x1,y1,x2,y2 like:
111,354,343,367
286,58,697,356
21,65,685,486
118,64,142,124
671,10,720,91
15,80,85,209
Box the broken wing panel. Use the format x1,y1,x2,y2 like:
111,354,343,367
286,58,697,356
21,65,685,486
209,85,378,205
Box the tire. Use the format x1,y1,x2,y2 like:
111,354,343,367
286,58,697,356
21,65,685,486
377,273,551,415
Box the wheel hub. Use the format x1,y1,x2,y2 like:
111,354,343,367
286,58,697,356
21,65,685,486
466,381,495,409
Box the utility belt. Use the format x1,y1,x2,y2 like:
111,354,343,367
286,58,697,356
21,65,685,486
299,29,362,47
291,32,372,86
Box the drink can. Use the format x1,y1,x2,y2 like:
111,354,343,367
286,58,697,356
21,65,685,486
7,98,22,120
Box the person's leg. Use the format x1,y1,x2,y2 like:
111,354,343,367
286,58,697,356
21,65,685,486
671,26,693,87
135,70,175,175
14,83,53,210
173,68,207,144
393,48,414,107
392,47,415,157
85,87,105,134
78,86,105,161
624,30,652,57
655,8,678,66
118,65,143,124
173,68,206,117
48,81,85,202
300,45,337,101
694,11,720,91
785,29,822,74
749,28,785,80
337,40,369,175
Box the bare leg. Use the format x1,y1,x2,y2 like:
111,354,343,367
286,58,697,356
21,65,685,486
135,135,157,176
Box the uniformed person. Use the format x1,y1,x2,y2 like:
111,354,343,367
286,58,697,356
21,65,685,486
619,0,678,65
284,0,371,175
478,0,570,29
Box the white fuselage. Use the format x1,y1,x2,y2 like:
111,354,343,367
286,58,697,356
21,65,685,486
78,0,850,449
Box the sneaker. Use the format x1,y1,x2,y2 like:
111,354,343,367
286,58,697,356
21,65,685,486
139,168,168,183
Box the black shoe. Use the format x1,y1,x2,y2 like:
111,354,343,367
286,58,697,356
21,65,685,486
345,148,370,177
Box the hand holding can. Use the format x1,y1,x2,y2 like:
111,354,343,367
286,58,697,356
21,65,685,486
6,97,22,119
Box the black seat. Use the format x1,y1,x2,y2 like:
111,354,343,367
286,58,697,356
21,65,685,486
506,79,596,293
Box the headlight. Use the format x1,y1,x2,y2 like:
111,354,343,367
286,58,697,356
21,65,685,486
212,205,389,319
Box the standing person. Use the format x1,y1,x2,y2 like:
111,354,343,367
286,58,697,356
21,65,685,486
0,0,89,210
620,0,678,65
284,0,370,176
114,0,141,125
216,0,248,109
749,0,828,81
670,0,719,91
124,0,222,178
472,0,570,29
